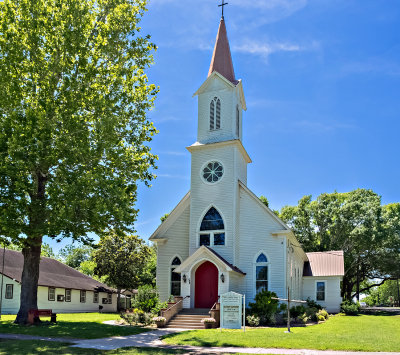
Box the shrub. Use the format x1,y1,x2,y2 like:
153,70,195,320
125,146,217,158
133,285,163,314
306,298,323,310
246,315,260,327
120,309,154,326
290,305,306,319
317,309,329,320
248,290,279,325
305,307,319,322
317,314,325,322
341,300,360,315
297,313,308,324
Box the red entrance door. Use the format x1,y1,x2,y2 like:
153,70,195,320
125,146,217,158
195,261,218,308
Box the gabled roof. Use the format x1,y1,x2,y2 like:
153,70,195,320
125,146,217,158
149,192,190,241
208,17,236,84
303,251,345,277
0,249,114,292
174,246,245,275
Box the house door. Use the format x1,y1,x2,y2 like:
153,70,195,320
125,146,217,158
195,261,218,308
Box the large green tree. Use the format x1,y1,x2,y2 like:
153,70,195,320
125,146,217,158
0,0,157,323
93,233,153,310
58,243,93,269
280,189,400,300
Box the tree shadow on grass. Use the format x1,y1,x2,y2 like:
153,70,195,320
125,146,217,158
0,320,149,339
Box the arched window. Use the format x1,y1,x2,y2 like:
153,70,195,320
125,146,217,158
236,105,240,137
255,252,268,294
170,257,181,296
199,207,225,246
210,97,221,130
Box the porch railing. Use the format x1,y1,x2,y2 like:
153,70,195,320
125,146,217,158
160,296,189,323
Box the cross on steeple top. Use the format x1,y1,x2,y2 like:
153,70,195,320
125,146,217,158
218,0,228,18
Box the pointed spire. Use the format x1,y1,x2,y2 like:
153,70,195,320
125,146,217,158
208,17,236,84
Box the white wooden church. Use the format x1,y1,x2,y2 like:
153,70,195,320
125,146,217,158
150,16,344,313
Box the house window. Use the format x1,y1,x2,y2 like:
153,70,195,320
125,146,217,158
80,290,86,303
5,284,13,299
48,287,55,301
210,97,221,130
199,207,225,246
236,105,240,137
316,281,326,301
65,289,71,302
107,293,112,304
255,253,268,294
170,257,181,296
93,292,99,303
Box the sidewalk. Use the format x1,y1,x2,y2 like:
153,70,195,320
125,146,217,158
1,330,400,355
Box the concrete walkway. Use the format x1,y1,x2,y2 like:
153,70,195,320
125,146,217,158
2,330,400,355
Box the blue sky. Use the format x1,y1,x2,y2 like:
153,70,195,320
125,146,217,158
49,0,400,251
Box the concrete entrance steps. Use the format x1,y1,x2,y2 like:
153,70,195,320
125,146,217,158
165,308,209,329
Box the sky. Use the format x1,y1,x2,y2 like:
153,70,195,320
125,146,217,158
48,0,400,251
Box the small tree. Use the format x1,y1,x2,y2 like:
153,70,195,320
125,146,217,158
93,233,153,310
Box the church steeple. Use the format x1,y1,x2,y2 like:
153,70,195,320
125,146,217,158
208,17,236,84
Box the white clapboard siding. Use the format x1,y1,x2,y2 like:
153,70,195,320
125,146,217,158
156,204,190,302
238,186,287,302
302,276,342,313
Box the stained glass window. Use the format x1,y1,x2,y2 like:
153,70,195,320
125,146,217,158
200,207,224,231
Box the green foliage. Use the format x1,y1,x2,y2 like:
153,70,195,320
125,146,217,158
59,244,93,269
279,190,400,300
306,298,323,310
246,315,260,327
290,305,306,319
93,233,154,291
0,0,158,319
341,300,360,315
259,195,269,208
248,290,279,325
160,213,170,222
40,243,56,258
120,310,154,326
305,307,319,322
132,285,165,314
317,309,329,320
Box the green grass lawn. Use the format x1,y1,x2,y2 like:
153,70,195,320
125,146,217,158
163,314,400,352
0,340,189,355
0,313,148,339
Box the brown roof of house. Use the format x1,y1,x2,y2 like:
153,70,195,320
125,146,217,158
0,249,113,292
206,247,246,275
303,251,345,277
208,17,237,84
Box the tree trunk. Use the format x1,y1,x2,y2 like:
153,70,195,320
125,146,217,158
15,241,42,324
397,279,400,307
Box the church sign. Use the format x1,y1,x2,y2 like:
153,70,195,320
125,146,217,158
220,291,244,329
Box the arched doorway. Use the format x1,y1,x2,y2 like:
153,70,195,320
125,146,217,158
194,261,218,308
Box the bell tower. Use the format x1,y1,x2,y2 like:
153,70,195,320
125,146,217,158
187,16,250,265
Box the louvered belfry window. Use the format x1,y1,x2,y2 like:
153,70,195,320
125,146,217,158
210,97,221,130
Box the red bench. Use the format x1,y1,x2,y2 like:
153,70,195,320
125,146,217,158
28,309,57,324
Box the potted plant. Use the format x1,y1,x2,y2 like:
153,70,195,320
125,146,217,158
201,317,216,329
153,316,166,328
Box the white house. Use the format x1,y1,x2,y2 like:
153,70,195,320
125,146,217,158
149,16,345,314
0,249,117,314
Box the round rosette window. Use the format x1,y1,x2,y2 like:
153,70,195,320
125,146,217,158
202,161,224,183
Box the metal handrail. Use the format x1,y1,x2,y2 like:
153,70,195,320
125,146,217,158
164,295,189,312
209,296,220,314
